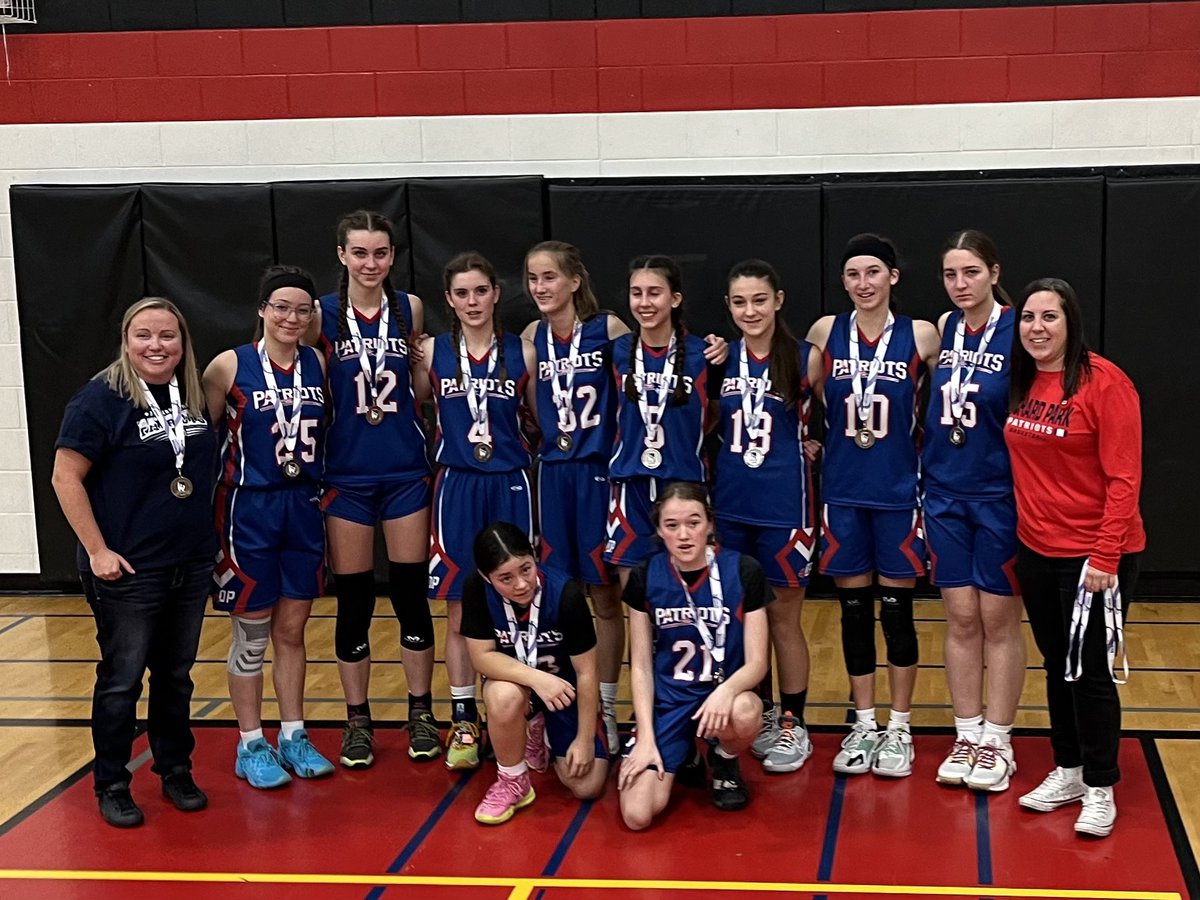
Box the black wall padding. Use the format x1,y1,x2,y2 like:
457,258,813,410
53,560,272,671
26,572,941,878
1104,178,1200,573
11,185,144,585
548,184,824,341
271,179,412,302
141,184,276,366
407,177,545,337
822,178,1105,350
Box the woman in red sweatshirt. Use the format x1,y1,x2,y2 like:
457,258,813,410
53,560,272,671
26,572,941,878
1004,277,1144,839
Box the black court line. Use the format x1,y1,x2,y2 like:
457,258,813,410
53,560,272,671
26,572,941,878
0,617,30,638
0,758,93,839
1141,736,1200,900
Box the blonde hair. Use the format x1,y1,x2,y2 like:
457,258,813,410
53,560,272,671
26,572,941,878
101,297,204,417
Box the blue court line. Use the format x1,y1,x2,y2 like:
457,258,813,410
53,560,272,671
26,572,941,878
533,799,596,900
816,773,848,892
363,768,478,900
975,791,994,886
0,616,30,638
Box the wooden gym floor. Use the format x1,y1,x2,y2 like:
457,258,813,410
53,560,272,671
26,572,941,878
0,594,1197,899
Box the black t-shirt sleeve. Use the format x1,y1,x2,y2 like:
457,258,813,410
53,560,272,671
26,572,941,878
739,555,773,613
55,381,114,462
459,573,497,643
621,561,651,614
706,360,726,402
559,581,597,656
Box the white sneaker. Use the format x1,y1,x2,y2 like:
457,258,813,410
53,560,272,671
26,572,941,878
964,740,1015,792
832,722,884,775
936,737,978,786
762,713,813,774
601,700,619,756
1019,766,1086,812
1075,785,1116,837
872,727,914,778
750,702,780,760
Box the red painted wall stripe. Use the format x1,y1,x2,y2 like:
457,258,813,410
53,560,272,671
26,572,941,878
1,3,1198,124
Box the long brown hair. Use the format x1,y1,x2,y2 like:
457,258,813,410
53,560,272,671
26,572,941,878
525,240,599,321
444,251,507,384
335,210,410,347
941,229,1011,306
625,255,689,407
102,297,204,417
726,258,802,407
1009,277,1092,410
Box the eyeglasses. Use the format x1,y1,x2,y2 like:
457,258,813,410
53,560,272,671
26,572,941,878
265,301,315,320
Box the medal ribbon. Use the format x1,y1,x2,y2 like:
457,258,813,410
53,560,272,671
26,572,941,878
258,341,304,459
635,334,677,447
948,300,1002,423
502,579,543,669
345,299,391,406
738,341,769,447
673,546,727,678
459,333,498,438
138,376,187,475
1065,559,1128,685
848,311,894,428
546,319,582,434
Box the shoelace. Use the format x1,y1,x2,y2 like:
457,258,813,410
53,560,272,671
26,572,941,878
774,722,799,750
409,716,438,741
1083,787,1113,814
974,744,1003,771
878,729,909,756
344,725,373,751
490,774,527,802
452,721,479,745
947,738,976,765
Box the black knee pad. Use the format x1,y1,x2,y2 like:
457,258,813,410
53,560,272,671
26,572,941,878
838,586,877,677
334,570,376,663
879,587,918,668
389,561,434,652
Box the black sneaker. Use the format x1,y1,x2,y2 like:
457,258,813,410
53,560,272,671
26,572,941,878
708,748,750,811
98,783,144,828
340,717,375,769
408,710,442,761
162,770,208,812
676,747,706,789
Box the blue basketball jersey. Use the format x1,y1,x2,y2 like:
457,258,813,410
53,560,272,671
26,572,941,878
642,549,748,709
533,313,618,463
822,313,925,509
430,331,531,473
609,332,712,482
714,338,814,528
220,343,326,489
923,305,1014,500
481,566,580,685
318,292,429,485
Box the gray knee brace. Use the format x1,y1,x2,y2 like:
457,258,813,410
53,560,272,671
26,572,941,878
227,616,271,676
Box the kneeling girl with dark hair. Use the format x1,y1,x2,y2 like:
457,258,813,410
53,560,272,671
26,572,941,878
618,483,770,831
461,522,609,825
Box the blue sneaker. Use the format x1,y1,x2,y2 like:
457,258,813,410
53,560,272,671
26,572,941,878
278,729,335,779
235,738,292,789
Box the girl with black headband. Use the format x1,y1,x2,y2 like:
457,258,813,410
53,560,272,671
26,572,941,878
203,264,333,790
806,234,940,779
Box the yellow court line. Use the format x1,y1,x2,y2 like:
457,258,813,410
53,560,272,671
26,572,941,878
0,870,1183,899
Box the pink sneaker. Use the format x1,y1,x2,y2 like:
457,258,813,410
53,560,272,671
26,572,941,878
474,771,536,825
524,713,549,772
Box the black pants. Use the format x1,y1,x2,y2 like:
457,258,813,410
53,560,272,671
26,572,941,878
82,559,211,791
1016,543,1140,787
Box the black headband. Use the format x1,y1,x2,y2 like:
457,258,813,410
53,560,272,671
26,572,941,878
259,272,317,306
840,236,897,272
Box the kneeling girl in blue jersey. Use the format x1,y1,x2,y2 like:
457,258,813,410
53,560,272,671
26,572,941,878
204,266,333,789
618,483,770,830
461,521,609,825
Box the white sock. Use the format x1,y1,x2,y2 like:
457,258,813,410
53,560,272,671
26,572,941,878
600,682,618,709
239,728,264,749
280,720,304,741
714,745,737,760
887,709,911,731
981,720,1012,746
497,760,528,778
1061,765,1084,781
450,684,476,700
854,708,877,728
954,714,984,742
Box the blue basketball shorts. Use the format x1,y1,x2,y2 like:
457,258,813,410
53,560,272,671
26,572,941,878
819,503,926,580
429,467,533,601
321,475,431,526
717,518,814,588
212,485,325,613
537,458,612,586
924,491,1019,597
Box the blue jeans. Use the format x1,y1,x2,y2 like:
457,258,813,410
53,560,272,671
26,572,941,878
82,559,211,791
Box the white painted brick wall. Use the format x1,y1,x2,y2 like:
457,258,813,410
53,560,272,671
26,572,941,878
0,96,1196,575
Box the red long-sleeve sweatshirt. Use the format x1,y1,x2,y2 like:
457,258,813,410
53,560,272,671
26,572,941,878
1003,353,1145,574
